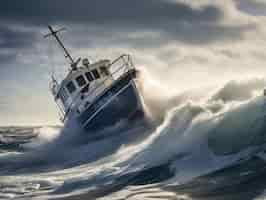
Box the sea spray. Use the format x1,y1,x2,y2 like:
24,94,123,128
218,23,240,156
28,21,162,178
1,76,266,199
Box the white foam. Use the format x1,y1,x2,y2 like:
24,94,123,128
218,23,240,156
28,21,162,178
22,127,61,150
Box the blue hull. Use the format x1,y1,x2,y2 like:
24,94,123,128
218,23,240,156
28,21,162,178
78,70,144,132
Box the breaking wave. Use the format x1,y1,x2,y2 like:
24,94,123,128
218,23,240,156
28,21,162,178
1,73,266,199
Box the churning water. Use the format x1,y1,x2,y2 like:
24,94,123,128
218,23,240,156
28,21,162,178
1,73,266,200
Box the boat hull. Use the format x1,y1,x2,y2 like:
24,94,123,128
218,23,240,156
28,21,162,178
77,71,144,132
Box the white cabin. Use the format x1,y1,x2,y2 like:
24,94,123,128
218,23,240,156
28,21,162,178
51,59,114,120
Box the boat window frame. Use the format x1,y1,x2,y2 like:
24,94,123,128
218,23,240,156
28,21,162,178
92,69,100,79
76,74,87,87
85,71,94,82
66,80,77,94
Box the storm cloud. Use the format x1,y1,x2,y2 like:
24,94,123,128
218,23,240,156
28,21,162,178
0,0,258,54
0,0,232,65
0,0,222,25
0,27,36,49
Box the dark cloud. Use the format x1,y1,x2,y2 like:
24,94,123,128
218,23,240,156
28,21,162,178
0,26,36,49
0,0,222,25
60,21,254,51
0,0,256,66
0,26,37,65
0,0,252,49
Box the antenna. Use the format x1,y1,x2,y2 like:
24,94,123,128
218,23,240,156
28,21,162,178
44,25,78,70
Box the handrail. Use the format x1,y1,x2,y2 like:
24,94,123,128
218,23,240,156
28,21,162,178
60,54,135,122
109,54,129,66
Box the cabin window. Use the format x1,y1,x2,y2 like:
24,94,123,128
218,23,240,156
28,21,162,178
76,75,86,87
85,72,94,82
66,81,76,94
100,66,109,76
92,69,100,79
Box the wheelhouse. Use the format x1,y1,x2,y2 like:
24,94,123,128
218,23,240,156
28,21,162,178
50,55,135,121
51,59,112,118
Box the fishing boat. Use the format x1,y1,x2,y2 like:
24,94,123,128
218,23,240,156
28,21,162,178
45,26,145,132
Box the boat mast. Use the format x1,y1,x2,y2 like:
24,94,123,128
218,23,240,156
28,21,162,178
44,25,77,70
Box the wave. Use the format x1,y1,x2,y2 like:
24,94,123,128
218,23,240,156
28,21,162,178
1,75,266,199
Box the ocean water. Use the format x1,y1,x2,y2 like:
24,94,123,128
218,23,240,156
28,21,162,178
2,75,266,200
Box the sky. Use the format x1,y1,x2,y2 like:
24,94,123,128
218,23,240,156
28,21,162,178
1,0,266,126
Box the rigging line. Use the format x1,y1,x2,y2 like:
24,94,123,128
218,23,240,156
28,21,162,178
47,37,56,80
